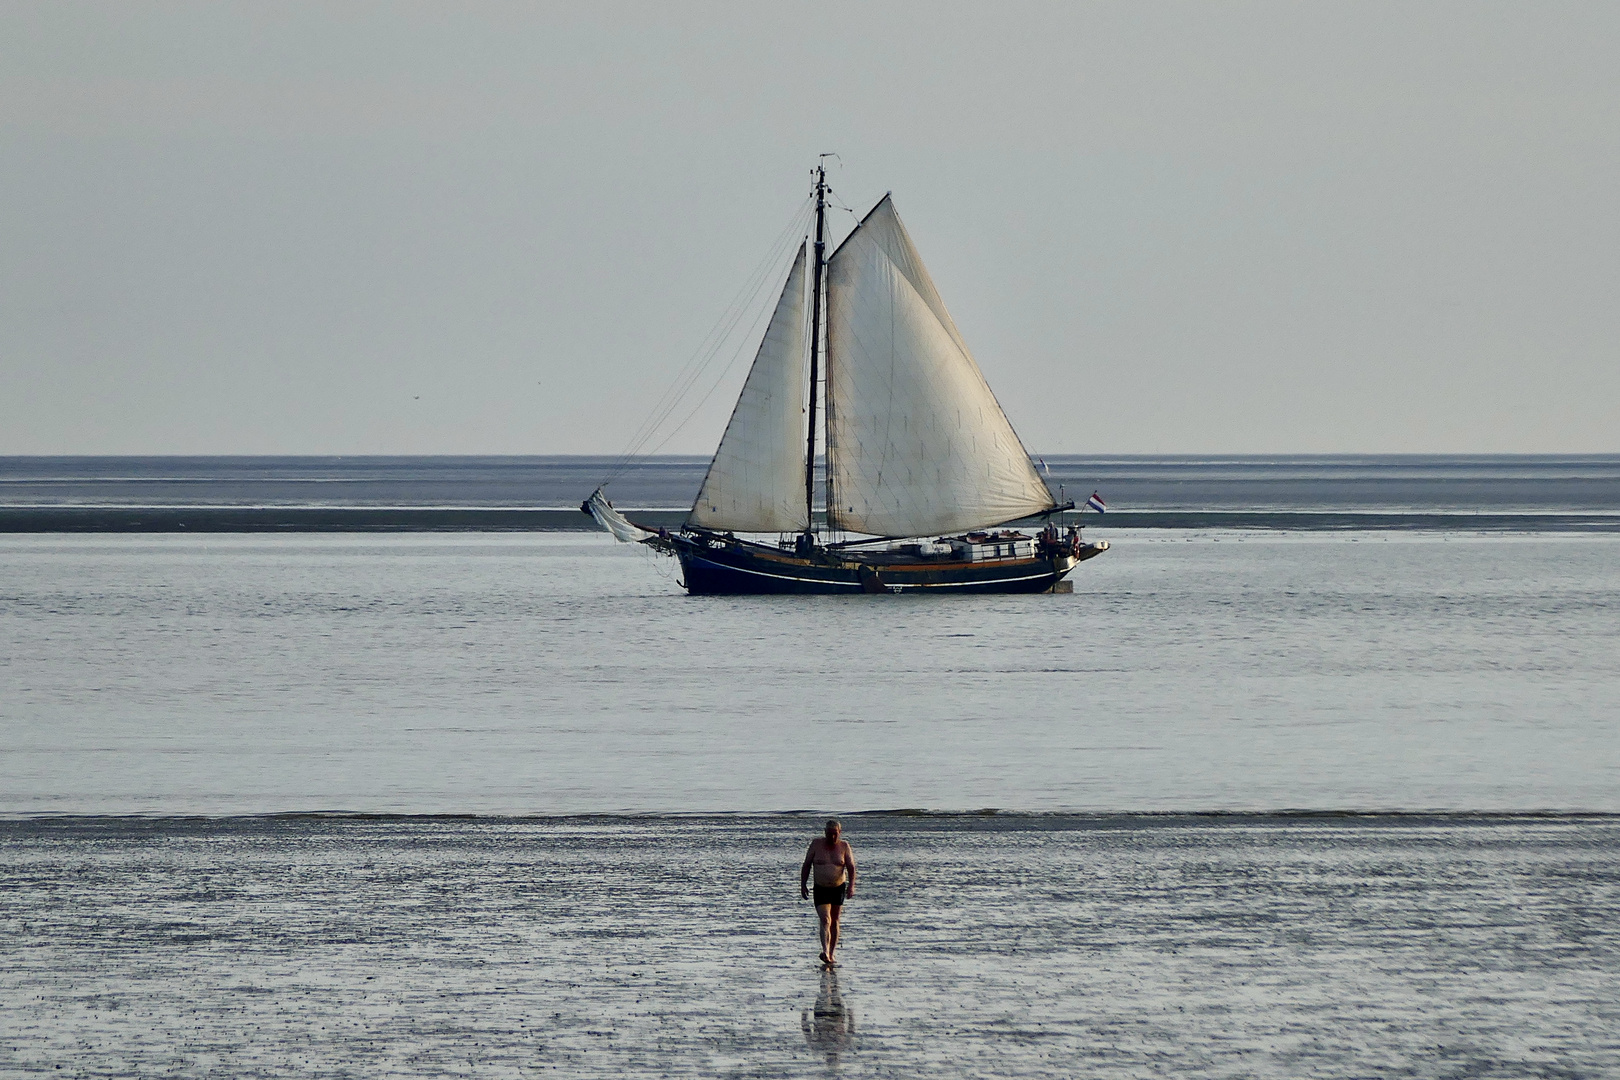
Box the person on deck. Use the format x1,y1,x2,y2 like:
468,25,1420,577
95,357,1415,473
800,819,857,965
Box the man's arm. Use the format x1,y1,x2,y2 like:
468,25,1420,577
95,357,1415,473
843,842,857,897
800,845,814,898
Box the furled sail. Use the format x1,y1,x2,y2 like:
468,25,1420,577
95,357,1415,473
825,197,1055,536
688,243,810,532
586,488,654,543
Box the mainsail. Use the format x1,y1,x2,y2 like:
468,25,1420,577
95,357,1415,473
825,197,1055,537
688,243,810,532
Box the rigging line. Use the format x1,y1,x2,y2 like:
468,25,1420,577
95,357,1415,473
633,236,803,462
601,198,810,480
599,197,813,485
606,203,809,478
601,199,810,478
823,186,859,216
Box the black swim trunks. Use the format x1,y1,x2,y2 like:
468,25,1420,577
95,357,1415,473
813,883,847,907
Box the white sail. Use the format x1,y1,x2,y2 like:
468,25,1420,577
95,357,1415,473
586,488,654,543
688,243,810,532
825,197,1055,537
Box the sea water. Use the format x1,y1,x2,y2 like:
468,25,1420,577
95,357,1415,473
3,529,1616,815
5,460,1620,1077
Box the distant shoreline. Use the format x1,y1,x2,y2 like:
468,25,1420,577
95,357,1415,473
6,454,1618,532
3,506,1618,533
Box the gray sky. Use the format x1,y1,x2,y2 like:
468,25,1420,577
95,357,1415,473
2,1,1616,455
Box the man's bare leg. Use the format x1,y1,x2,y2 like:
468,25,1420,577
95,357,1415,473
816,904,833,963
826,906,842,963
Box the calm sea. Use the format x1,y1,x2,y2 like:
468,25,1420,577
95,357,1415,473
3,528,1616,815
4,456,1619,1077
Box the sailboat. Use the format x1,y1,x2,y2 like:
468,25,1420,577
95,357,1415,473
585,164,1108,594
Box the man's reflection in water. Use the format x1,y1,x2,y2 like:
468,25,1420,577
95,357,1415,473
801,967,856,1066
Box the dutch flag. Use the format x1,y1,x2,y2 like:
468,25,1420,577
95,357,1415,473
1086,491,1107,514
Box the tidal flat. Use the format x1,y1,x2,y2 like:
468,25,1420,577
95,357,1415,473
3,814,1617,1078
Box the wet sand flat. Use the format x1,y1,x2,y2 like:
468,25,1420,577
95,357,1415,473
3,814,1618,1078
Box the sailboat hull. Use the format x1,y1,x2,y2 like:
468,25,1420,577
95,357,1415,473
664,534,1104,595
592,174,1114,593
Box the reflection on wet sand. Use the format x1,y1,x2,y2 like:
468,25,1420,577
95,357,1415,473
7,816,1619,1077
802,967,855,1065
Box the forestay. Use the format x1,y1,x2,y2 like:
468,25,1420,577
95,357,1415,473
825,197,1054,537
688,243,811,532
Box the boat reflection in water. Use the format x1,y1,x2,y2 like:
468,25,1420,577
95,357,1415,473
585,161,1107,595
802,967,856,1066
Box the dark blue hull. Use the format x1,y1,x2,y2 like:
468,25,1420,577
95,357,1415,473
665,534,1099,595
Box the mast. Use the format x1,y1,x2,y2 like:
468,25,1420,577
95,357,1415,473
804,163,828,538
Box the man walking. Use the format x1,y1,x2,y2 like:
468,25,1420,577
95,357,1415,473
800,819,857,965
